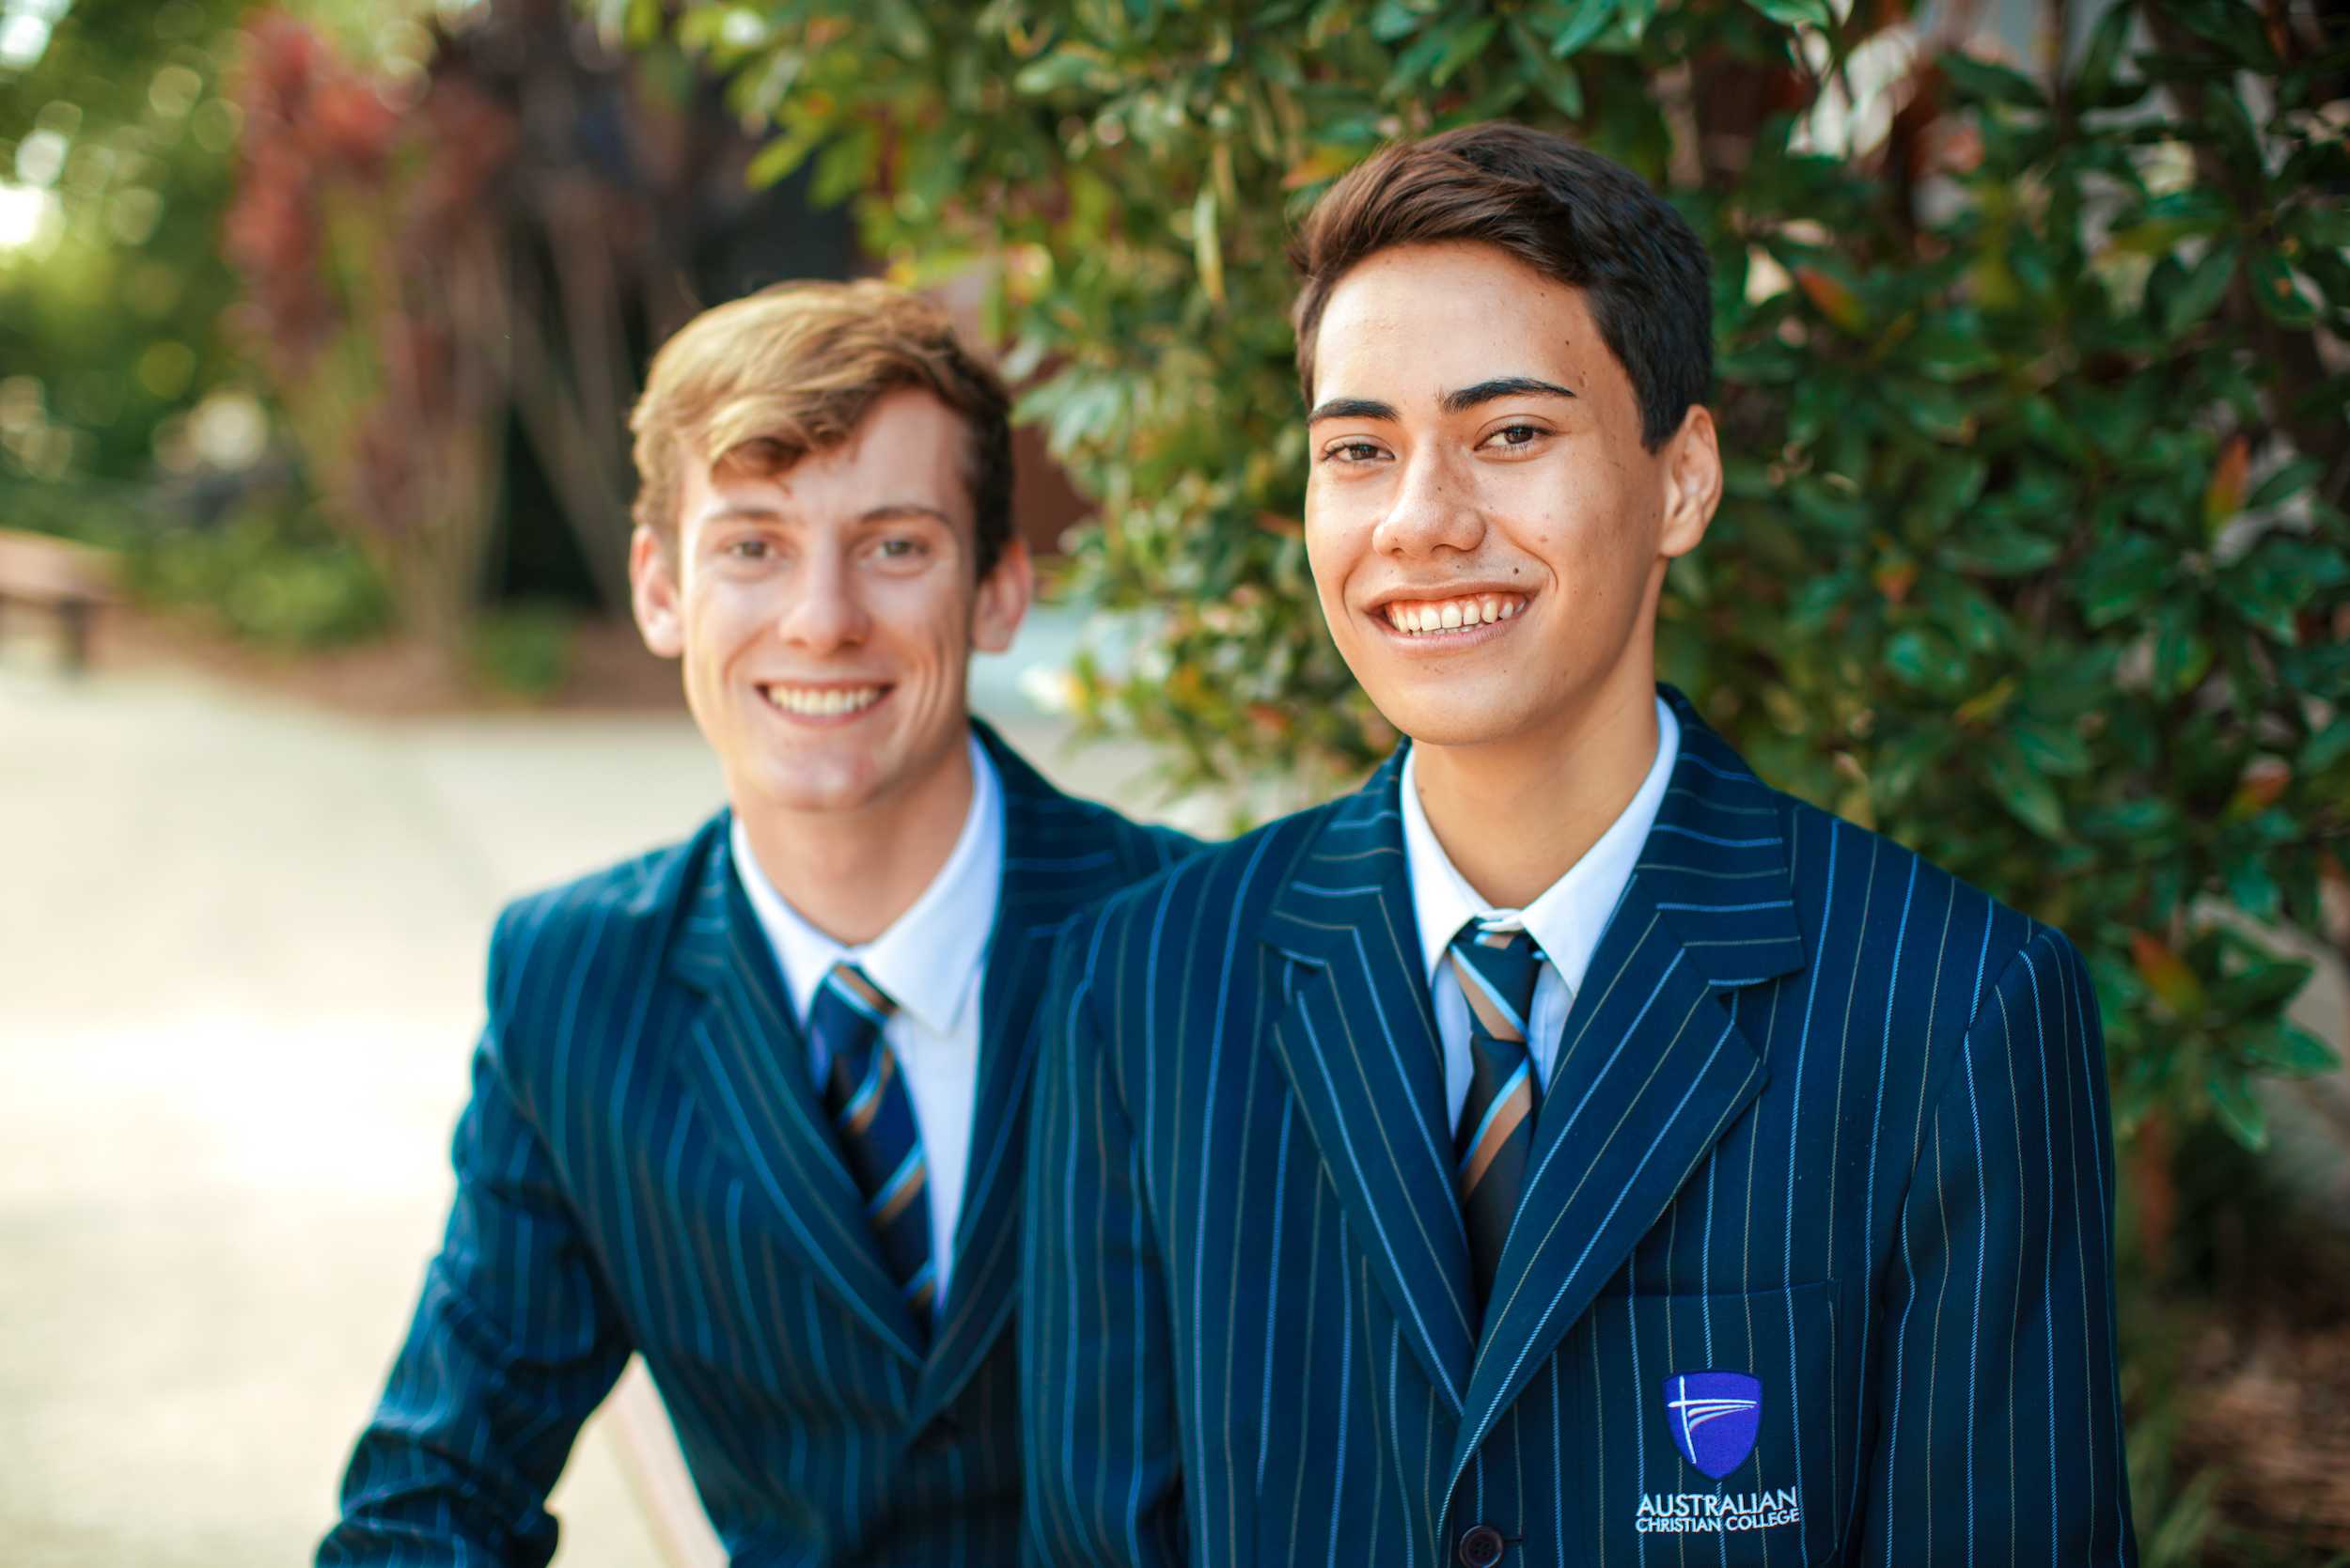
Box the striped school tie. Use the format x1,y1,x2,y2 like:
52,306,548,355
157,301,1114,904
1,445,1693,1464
1449,922,1546,1318
810,961,935,1332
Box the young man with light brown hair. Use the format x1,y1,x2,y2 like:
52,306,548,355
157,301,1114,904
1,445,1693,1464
321,279,1192,1566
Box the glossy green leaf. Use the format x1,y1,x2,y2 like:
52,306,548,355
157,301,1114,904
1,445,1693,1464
2207,1069,2268,1150
1982,742,2066,839
2074,0,2137,104
1941,52,2050,111
2075,531,2170,627
1743,0,1833,28
2212,951,2315,1016
1540,0,1619,58
1938,531,2063,576
2246,1023,2339,1076
1428,16,1498,86
2159,237,2239,337
2224,853,2282,923
2300,719,2350,774
2248,251,2319,326
2247,457,2323,511
1884,625,1966,694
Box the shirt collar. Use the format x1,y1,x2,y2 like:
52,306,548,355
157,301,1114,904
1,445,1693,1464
729,730,1005,1037
1399,694,1681,997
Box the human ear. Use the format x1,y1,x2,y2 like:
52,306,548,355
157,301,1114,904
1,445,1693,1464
630,525,685,658
970,535,1033,655
1657,404,1723,560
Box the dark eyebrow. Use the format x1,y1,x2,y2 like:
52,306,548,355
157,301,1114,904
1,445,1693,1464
1306,396,1399,425
1441,377,1577,414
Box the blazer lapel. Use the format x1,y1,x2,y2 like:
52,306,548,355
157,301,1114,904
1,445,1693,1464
1442,687,1807,1501
666,831,926,1371
1260,754,1476,1415
910,727,1146,1424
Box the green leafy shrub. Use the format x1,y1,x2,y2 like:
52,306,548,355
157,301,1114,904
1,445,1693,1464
629,0,2349,1546
466,599,579,697
644,0,2344,1160
118,496,390,648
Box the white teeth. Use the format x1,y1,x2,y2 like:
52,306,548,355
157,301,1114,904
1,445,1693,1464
764,684,884,715
1383,594,1528,635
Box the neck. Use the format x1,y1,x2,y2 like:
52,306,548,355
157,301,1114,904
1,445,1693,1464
737,739,978,947
1412,673,1660,911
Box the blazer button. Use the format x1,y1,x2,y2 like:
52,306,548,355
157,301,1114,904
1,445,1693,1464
1458,1524,1507,1568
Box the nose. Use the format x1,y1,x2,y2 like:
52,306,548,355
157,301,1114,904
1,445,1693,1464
773,545,870,652
1371,446,1483,559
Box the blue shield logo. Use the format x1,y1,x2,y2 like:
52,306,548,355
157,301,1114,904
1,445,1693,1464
1662,1371,1763,1480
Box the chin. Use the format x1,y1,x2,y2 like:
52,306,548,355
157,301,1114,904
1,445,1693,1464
747,755,891,817
1358,678,1524,752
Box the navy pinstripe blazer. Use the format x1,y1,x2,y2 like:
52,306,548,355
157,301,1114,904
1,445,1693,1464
321,724,1193,1567
1022,686,2136,1567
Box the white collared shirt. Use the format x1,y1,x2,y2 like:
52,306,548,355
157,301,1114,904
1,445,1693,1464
728,731,1003,1306
1401,695,1681,1131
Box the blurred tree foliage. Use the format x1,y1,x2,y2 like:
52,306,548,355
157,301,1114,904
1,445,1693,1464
0,0,250,494
226,11,517,649
216,0,860,645
634,0,2347,1141
4,0,852,654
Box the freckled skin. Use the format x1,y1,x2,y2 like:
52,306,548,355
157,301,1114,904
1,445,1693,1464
1303,241,1722,904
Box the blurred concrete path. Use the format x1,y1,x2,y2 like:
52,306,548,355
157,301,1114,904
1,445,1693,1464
0,633,1167,1566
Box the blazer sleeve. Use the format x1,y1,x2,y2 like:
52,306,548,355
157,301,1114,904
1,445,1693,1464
318,916,633,1567
1021,919,1186,1568
1854,925,2138,1564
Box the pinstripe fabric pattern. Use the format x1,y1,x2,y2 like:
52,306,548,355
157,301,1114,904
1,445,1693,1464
320,722,1194,1568
1021,686,2135,1567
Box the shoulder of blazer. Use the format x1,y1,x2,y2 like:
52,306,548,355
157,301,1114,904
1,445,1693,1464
1062,793,1338,1003
1010,784,1205,886
1766,788,2063,1129
481,813,724,1051
972,715,1204,886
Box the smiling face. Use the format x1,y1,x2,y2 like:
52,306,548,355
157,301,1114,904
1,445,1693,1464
1303,241,1720,756
631,386,1031,823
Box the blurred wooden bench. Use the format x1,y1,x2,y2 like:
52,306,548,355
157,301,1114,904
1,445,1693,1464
0,527,118,674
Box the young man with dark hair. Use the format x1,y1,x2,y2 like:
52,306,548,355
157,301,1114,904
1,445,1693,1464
320,280,1193,1565
1022,124,2133,1566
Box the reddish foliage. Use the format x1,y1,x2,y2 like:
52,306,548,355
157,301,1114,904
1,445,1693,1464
223,10,520,570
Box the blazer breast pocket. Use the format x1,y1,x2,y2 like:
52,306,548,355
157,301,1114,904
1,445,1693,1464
1577,1278,1846,1565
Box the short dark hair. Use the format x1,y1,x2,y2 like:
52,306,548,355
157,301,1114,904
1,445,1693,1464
1289,123,1713,450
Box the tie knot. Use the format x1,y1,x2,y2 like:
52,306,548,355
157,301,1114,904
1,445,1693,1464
1448,923,1543,1045
825,961,898,1020
809,960,898,1057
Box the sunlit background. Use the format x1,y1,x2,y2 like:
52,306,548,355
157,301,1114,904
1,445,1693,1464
5,0,2346,1562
